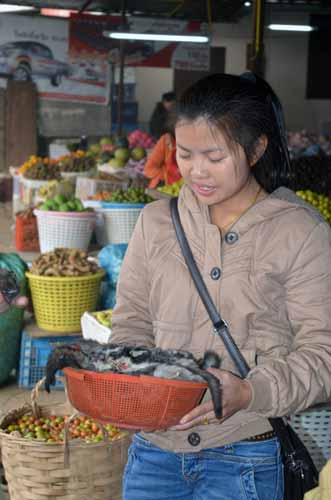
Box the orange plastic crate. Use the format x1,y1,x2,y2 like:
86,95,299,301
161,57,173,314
64,368,208,431
15,215,40,252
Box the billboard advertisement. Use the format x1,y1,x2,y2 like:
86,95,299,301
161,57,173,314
0,14,110,104
69,13,210,71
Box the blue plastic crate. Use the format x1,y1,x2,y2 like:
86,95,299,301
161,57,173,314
100,202,145,209
111,123,137,133
18,331,80,390
111,102,138,124
112,83,136,102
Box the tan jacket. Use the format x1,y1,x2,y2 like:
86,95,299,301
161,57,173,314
111,185,331,452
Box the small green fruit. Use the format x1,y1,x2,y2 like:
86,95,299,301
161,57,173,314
114,147,130,163
131,147,146,161
54,194,67,205
99,136,113,146
109,158,126,169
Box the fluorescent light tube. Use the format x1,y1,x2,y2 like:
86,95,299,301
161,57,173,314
268,24,314,32
0,4,36,12
41,8,103,17
104,32,209,43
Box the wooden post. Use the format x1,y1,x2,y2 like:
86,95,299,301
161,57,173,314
116,0,127,136
5,80,37,169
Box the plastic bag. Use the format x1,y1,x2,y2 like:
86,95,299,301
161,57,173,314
0,253,28,385
98,244,128,308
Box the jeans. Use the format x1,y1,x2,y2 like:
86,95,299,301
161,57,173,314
123,433,284,500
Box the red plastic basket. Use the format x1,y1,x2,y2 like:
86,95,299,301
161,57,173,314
63,368,208,431
15,215,40,252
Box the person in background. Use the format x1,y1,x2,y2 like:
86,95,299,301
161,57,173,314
149,91,176,140
112,72,331,500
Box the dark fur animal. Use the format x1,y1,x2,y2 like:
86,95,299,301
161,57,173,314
45,340,222,418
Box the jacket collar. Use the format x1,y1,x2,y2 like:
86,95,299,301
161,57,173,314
177,185,323,245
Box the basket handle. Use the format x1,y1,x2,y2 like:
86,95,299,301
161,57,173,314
63,412,110,467
31,376,66,418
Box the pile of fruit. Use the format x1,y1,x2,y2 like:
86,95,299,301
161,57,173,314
157,179,185,197
57,150,96,173
287,130,331,158
20,156,61,181
30,249,100,277
92,309,112,328
89,191,115,201
296,190,331,224
38,194,88,212
104,187,153,204
89,135,147,170
3,413,127,443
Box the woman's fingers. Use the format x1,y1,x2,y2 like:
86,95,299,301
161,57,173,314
170,406,216,431
178,401,214,425
169,368,253,432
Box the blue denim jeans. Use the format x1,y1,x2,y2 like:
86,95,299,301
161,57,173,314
123,433,284,500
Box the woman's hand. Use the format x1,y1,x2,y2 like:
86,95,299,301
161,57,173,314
0,292,29,313
171,368,253,430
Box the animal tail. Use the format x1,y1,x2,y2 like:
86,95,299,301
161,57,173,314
44,348,81,393
200,370,222,419
187,365,222,419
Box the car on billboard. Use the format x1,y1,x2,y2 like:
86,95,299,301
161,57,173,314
0,41,72,86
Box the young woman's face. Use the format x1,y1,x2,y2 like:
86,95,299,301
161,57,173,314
175,118,254,206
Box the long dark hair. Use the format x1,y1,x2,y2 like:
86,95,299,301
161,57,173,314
175,72,290,193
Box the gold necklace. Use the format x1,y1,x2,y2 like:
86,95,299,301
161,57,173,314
220,186,263,233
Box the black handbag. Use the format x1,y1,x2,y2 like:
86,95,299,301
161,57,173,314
170,197,319,500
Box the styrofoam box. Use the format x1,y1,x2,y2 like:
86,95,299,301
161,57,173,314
81,311,112,344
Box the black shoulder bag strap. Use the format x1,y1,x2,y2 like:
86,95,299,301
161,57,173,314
170,197,319,490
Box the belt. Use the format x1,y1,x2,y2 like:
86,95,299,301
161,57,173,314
244,430,276,442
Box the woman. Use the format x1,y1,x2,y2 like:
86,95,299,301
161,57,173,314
111,73,331,500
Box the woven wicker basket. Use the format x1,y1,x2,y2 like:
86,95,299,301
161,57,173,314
0,379,131,500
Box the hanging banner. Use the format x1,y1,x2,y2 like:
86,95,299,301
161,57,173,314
0,14,110,104
69,13,210,71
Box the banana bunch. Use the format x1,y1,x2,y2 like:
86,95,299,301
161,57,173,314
93,309,113,328
38,179,74,200
38,180,60,199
